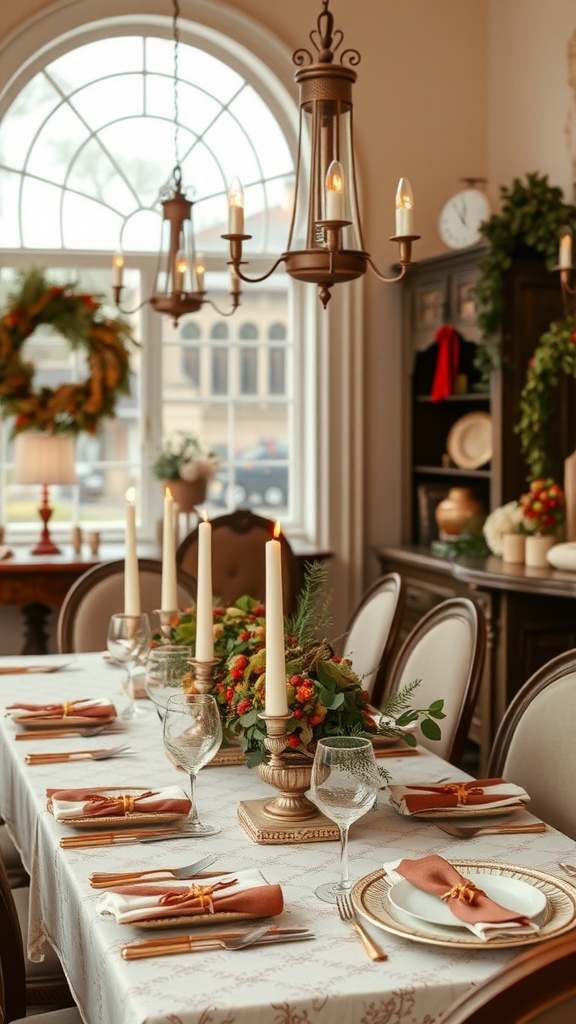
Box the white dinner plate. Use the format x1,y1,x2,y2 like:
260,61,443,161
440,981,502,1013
388,871,547,928
352,861,576,949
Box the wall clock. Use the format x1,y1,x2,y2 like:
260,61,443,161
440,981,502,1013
438,187,491,249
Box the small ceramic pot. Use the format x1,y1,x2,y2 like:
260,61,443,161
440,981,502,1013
435,487,484,539
524,533,556,568
163,478,207,513
501,533,525,564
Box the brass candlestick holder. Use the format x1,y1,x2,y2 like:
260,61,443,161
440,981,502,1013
188,657,220,694
237,711,339,845
154,609,178,641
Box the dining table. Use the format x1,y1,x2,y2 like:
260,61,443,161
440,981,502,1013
1,652,575,1024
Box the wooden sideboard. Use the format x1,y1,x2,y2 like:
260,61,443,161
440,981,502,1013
376,544,576,771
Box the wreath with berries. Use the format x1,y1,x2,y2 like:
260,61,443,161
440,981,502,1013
0,268,134,436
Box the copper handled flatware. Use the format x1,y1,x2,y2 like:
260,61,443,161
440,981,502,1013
336,892,387,961
0,661,75,675
121,927,314,960
25,744,133,765
16,724,124,740
89,854,218,887
60,827,191,848
436,821,546,839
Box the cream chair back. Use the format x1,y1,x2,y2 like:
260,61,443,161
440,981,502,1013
341,574,404,704
57,559,195,653
488,649,576,840
385,597,485,766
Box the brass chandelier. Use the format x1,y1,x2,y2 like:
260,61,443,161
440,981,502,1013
113,0,240,325
223,0,419,308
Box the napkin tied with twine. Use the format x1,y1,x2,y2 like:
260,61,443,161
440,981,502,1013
7,698,117,720
47,785,191,820
96,869,283,924
384,855,540,940
388,778,529,815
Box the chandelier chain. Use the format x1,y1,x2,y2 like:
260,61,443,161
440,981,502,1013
172,0,181,175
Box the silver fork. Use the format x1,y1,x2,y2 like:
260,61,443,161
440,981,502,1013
335,891,388,961
89,853,218,887
24,743,134,764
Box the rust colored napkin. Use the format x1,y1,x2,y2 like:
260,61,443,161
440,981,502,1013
96,869,283,924
388,778,529,815
385,855,539,939
47,785,191,820
7,698,117,720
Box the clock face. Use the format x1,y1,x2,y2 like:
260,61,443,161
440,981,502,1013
438,189,491,249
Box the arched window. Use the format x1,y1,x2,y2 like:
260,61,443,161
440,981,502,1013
0,6,305,533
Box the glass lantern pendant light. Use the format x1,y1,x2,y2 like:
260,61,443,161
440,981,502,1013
112,0,240,325
223,0,419,308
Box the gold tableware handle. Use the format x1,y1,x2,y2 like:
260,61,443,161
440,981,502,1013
351,920,387,961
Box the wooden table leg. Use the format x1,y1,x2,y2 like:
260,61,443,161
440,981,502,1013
21,603,51,655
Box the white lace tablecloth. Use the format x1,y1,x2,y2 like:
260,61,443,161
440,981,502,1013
1,653,575,1024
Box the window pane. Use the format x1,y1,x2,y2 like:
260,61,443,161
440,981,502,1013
269,349,286,395
240,348,258,394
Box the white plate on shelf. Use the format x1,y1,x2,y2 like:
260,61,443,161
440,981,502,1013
388,872,547,928
352,861,576,949
447,412,493,469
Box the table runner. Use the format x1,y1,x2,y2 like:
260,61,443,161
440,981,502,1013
1,652,574,1024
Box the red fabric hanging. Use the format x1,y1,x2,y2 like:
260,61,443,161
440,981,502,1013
430,325,460,402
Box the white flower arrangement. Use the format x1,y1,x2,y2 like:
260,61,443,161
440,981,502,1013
179,455,219,483
483,501,524,556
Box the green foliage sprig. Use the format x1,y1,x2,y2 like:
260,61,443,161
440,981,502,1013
516,315,576,479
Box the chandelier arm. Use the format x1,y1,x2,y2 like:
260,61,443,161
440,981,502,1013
228,257,286,284
364,255,408,284
205,297,241,318
112,288,148,316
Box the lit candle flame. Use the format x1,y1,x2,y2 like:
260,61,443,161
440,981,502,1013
273,521,281,539
202,509,209,523
126,487,136,503
165,485,172,499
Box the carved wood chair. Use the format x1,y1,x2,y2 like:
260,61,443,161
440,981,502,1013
339,573,405,705
176,509,300,615
487,648,576,840
436,930,576,1024
382,596,486,766
57,558,196,653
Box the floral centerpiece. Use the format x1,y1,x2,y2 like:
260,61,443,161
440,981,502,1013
519,478,565,535
152,430,219,511
483,500,524,556
162,563,445,767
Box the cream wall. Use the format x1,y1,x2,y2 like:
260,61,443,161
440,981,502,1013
1,0,575,641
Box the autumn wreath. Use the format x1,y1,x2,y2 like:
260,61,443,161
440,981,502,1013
0,268,134,435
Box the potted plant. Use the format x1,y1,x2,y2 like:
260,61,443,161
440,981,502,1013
152,430,219,511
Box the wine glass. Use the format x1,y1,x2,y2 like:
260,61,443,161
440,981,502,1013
106,613,151,719
163,692,222,836
144,645,193,720
310,736,380,903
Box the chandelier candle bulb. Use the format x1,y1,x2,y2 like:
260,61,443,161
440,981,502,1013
175,251,187,293
395,178,414,236
195,260,205,292
195,513,214,661
325,160,344,220
112,251,124,288
124,488,140,616
228,177,244,234
264,523,289,716
161,487,178,612
559,228,572,269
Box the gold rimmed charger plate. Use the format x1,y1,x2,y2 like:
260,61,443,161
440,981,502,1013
13,714,117,730
48,787,190,831
352,861,576,949
446,411,493,469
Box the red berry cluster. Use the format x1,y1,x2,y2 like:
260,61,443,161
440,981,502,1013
520,478,565,534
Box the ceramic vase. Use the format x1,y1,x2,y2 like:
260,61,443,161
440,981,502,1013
163,477,207,513
502,533,525,564
524,534,556,568
435,487,484,540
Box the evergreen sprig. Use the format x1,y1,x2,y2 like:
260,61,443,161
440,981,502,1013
285,559,332,647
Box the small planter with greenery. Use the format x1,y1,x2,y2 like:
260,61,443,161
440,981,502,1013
152,430,219,510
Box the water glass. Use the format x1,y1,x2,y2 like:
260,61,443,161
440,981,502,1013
106,612,151,719
310,736,380,903
163,692,222,836
144,645,193,719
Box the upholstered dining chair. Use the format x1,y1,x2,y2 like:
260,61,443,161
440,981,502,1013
487,648,576,840
176,509,300,614
382,596,486,766
57,558,196,654
339,573,405,705
436,930,576,1024
0,851,81,1022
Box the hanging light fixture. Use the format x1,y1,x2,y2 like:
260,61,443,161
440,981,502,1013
113,0,240,325
223,0,419,308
